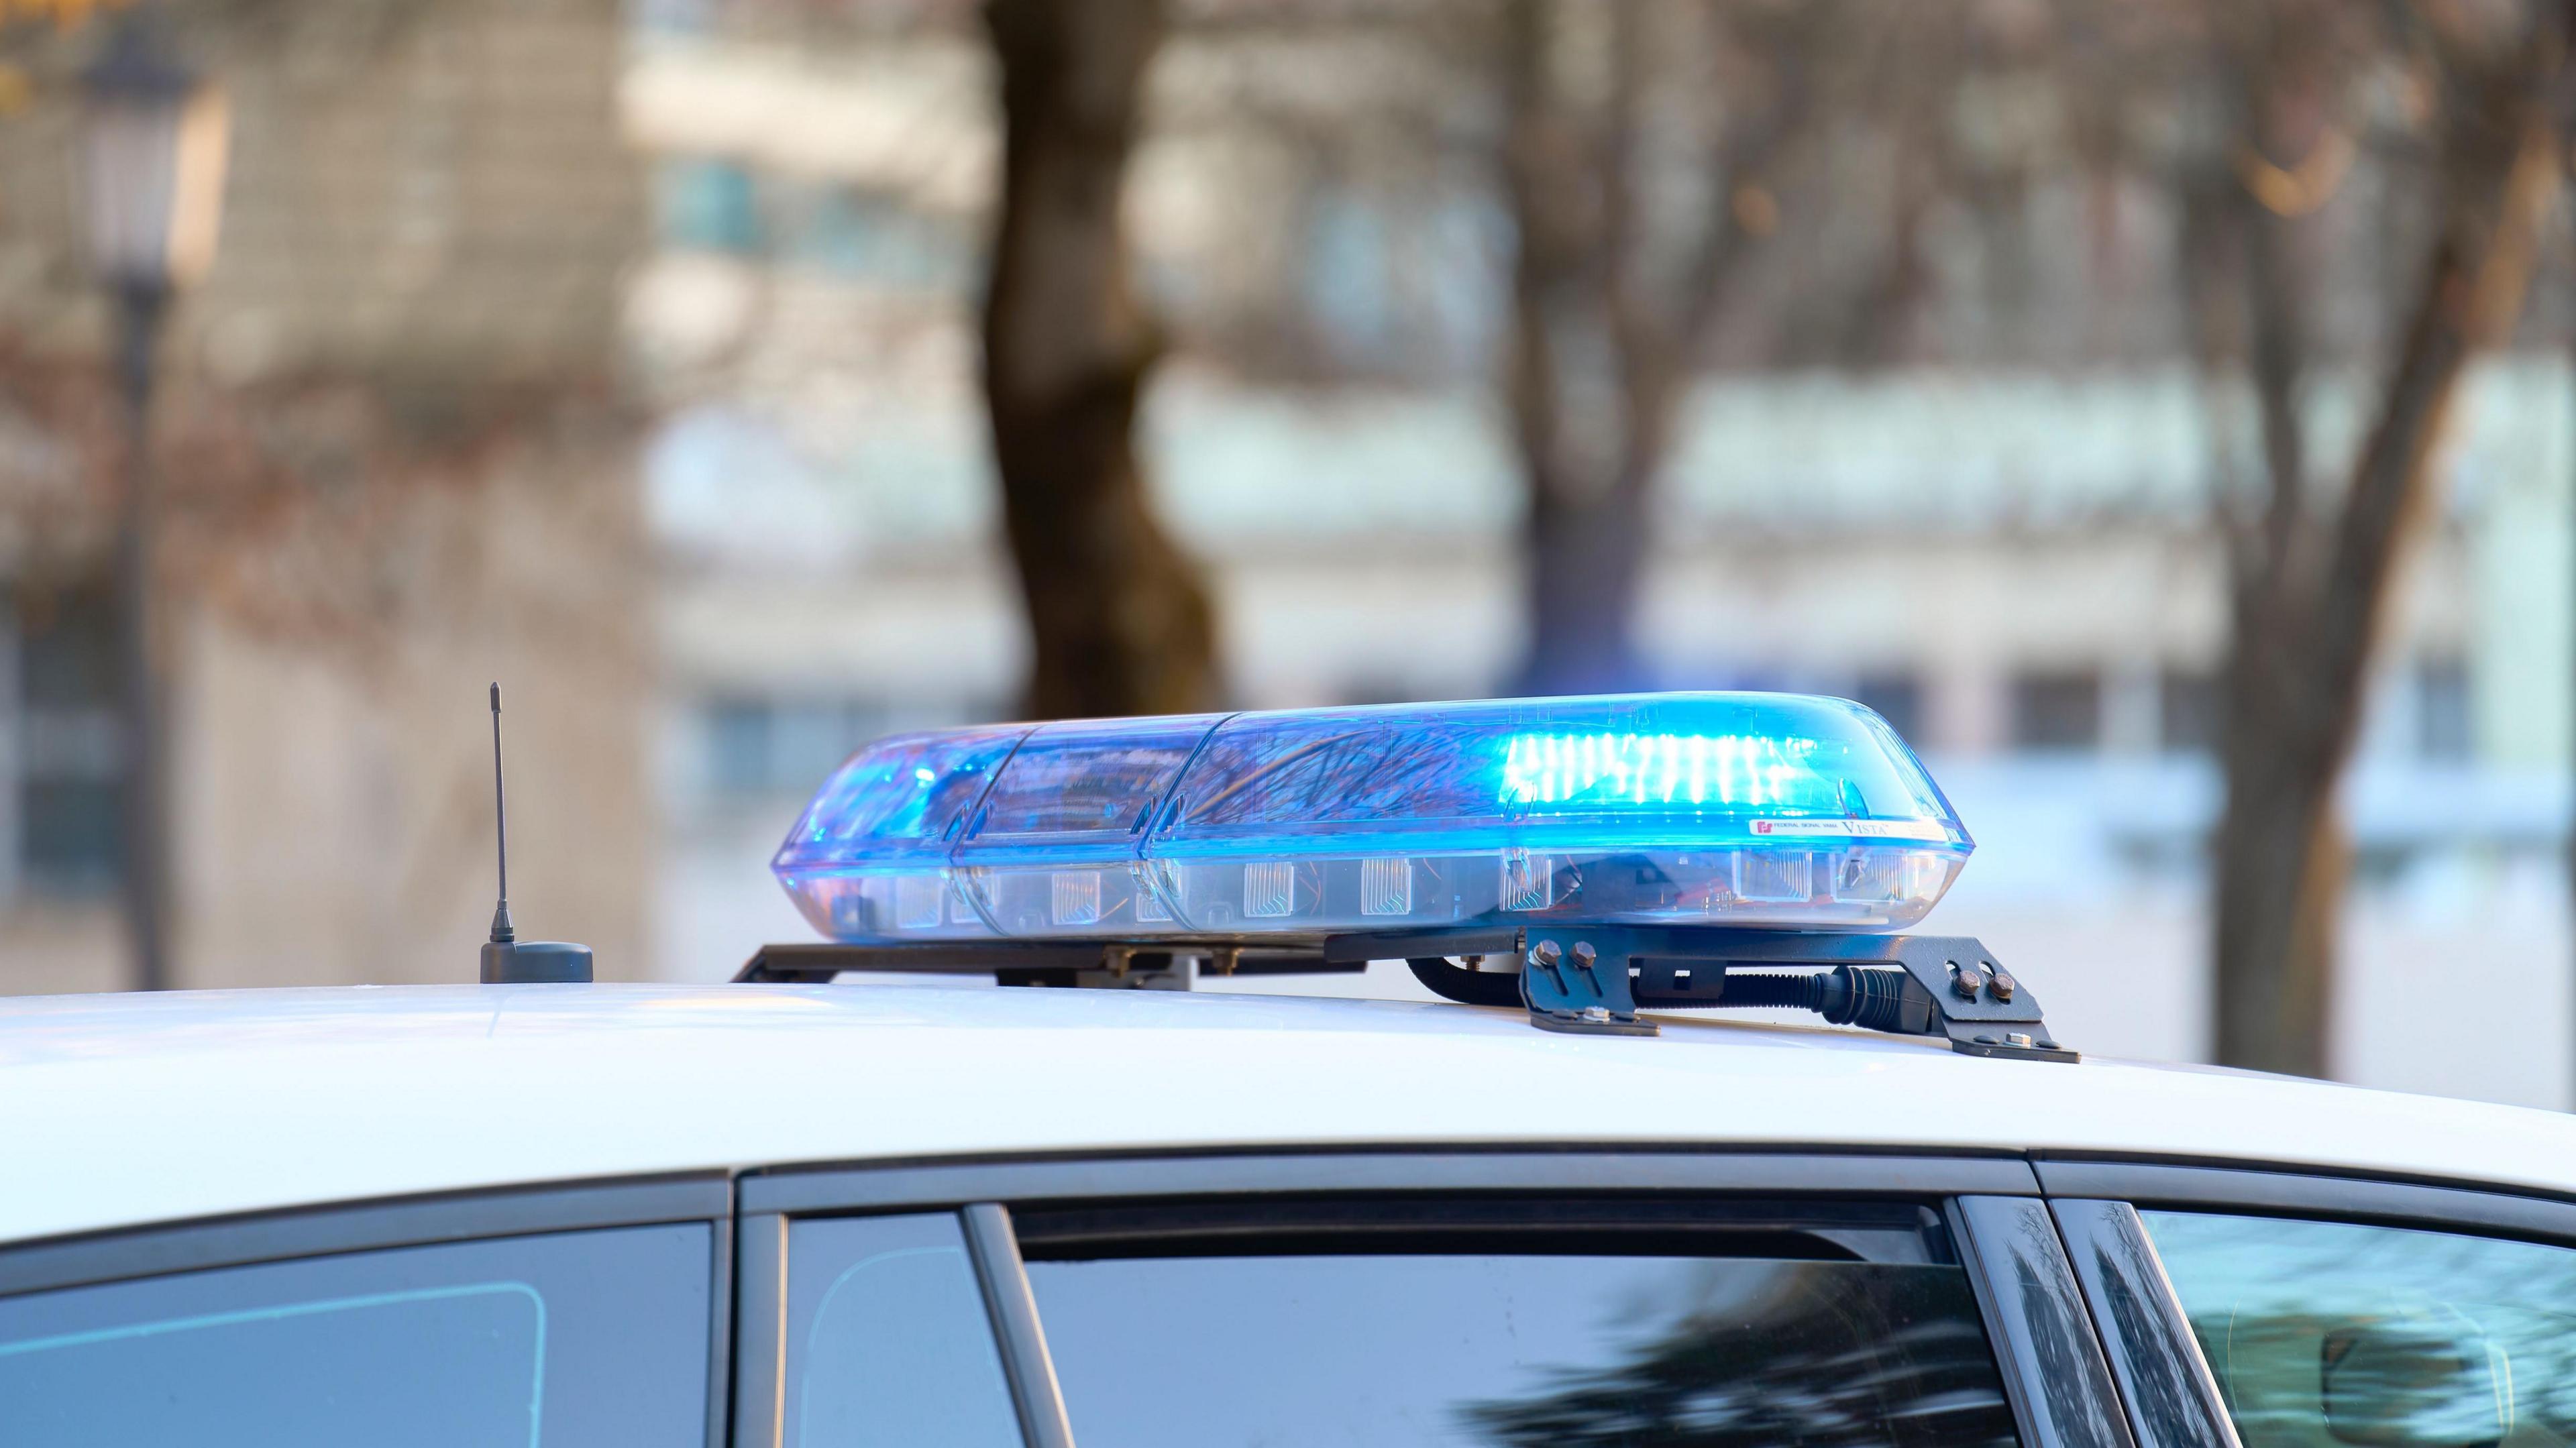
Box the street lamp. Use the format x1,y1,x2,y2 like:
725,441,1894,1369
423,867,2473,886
78,7,227,993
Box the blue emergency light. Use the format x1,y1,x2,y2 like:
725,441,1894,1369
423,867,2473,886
772,693,1971,946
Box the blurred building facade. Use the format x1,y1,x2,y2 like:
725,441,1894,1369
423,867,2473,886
627,6,2575,1108
0,0,651,991
0,0,2561,1113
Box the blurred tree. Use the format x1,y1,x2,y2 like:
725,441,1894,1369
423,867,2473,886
1503,1,1708,695
981,0,1217,720
1485,0,2571,1072
1496,0,1880,698
2164,0,2569,1074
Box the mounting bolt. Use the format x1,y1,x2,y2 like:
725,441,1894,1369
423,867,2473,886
1526,939,1567,990
1986,967,2016,1001
1570,941,1597,968
1949,960,1985,999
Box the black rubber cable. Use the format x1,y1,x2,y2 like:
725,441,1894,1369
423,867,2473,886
1411,954,1921,1034
1721,966,1918,1033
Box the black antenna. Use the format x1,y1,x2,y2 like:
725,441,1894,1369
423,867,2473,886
488,683,514,945
478,682,593,985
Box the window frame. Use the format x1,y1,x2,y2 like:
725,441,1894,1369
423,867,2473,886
737,1150,2042,1217
733,1148,2576,1448
1953,1194,2139,1448
12,1148,2576,1448
731,1149,2097,1448
2034,1159,2576,1247
2047,1199,2240,1448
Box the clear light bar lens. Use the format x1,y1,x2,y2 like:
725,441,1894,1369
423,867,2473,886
896,875,947,929
1244,862,1297,918
946,714,1218,938
1360,858,1413,916
771,724,1030,942
774,693,1972,943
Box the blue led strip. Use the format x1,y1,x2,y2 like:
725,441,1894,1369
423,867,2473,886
773,693,1972,944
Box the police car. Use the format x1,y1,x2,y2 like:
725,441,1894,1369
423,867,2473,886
5,692,2574,1448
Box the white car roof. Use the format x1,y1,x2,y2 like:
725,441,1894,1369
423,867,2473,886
5,981,2573,1247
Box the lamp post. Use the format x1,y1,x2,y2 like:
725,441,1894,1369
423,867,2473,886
78,7,226,993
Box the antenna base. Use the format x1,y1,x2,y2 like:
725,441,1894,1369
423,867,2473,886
481,940,593,985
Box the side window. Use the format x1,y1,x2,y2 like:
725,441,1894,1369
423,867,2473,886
1012,1198,2020,1448
0,1222,712,1447
2141,1211,2576,1448
784,1213,1021,1448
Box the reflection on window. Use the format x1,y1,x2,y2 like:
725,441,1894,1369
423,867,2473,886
785,1213,1020,1448
1026,1251,2018,1448
1,1283,545,1443
2143,1211,2576,1448
0,1223,710,1447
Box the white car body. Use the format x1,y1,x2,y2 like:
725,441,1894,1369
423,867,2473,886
6,980,2571,1247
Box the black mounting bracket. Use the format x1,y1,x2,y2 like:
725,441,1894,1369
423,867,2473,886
1518,926,1659,1038
1332,926,2073,1061
735,940,1362,989
736,926,2073,1062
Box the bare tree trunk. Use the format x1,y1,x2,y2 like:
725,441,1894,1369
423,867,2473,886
2210,62,2561,1075
1501,0,1703,698
1499,0,1824,699
981,0,1216,720
1503,0,1644,696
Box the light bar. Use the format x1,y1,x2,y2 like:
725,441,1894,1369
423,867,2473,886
771,693,1972,944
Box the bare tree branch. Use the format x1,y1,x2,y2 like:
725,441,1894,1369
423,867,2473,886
2208,0,2567,1074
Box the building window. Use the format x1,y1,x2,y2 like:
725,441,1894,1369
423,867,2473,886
2010,669,2101,752
2418,657,2471,763
13,583,123,892
2157,669,2220,756
1303,186,1395,368
1851,672,1924,745
657,157,763,255
706,697,774,795
790,188,968,291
